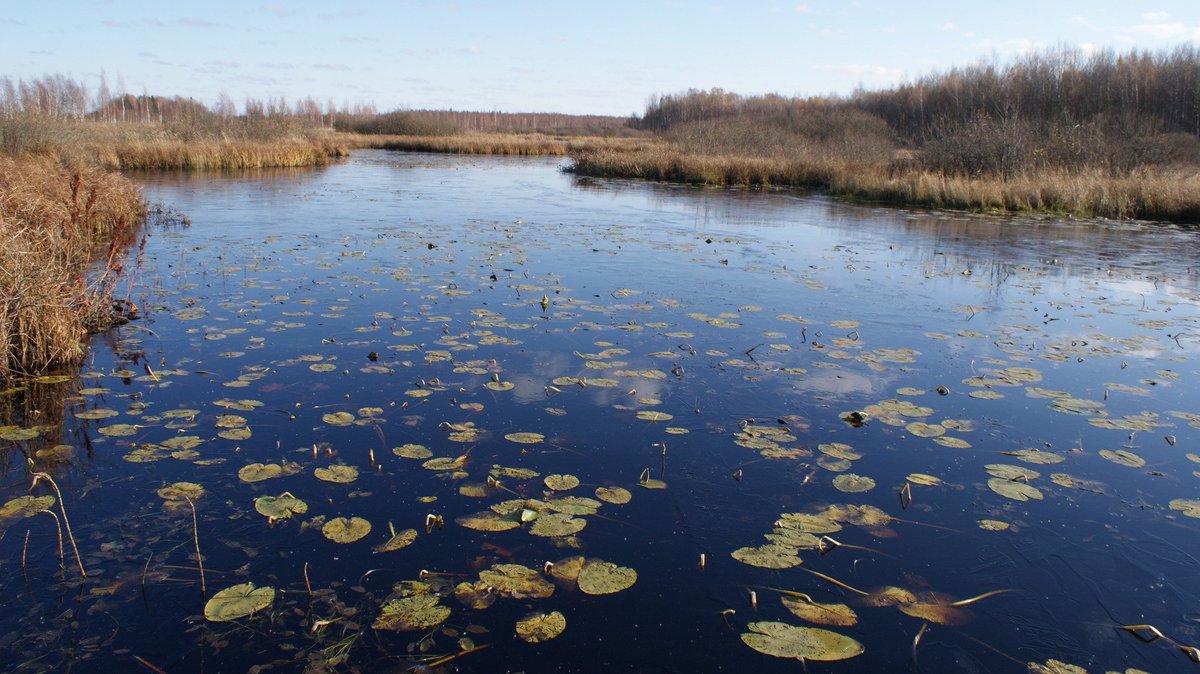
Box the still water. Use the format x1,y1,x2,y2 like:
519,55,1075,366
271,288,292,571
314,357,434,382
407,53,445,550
2,151,1199,673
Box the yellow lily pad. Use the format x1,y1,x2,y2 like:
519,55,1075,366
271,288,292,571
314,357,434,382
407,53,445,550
1099,449,1145,468
732,543,803,569
987,478,1044,501
740,621,864,661
238,463,282,483
595,486,632,504
392,444,433,459
530,512,587,537
977,519,1011,531
373,527,418,552
577,559,637,595
635,411,673,422
906,473,942,486
832,474,876,493
515,611,566,643
254,493,308,521
373,594,451,631
157,482,204,502
781,595,858,626
1169,498,1200,518
543,474,580,491
478,564,555,599
505,432,545,444
455,511,521,532
314,464,359,483
322,516,371,543
204,583,275,622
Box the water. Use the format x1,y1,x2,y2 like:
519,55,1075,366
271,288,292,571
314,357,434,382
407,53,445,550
2,150,1199,673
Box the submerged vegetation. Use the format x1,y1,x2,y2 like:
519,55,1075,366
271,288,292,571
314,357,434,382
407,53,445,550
572,45,1200,222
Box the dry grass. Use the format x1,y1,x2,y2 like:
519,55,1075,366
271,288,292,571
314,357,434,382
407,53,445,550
355,132,654,157
0,155,146,375
569,146,1200,221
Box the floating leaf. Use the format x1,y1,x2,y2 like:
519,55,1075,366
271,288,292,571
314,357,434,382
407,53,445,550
98,423,139,437
157,482,203,502
392,444,433,459
547,555,585,587
577,559,637,595
238,463,282,483
530,512,586,537
321,411,355,426
454,580,498,610
322,516,371,543
515,611,566,643
1005,448,1065,465
422,456,465,471
595,486,632,504
374,528,418,552
832,474,875,493
204,583,275,622
987,478,1044,502
254,493,308,521
1099,449,1145,468
732,543,803,569
1027,659,1088,674
1169,499,1200,518
906,422,945,438
636,411,673,422
985,464,1040,481
543,474,580,491
897,593,973,625
75,408,119,420
977,519,1011,531
373,594,450,631
314,464,359,483
740,621,864,661
456,511,521,532
479,564,555,599
781,596,858,627
906,473,942,486
505,432,545,444
0,495,55,520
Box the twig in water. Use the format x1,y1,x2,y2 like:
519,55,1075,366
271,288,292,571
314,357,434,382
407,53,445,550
30,472,86,578
21,529,29,575
304,562,312,598
39,509,64,570
183,495,205,595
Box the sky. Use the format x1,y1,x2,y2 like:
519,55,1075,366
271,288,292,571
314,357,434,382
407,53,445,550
4,1,1200,116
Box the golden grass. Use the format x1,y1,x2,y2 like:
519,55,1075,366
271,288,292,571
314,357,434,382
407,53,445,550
570,147,1200,221
0,155,146,375
355,132,654,157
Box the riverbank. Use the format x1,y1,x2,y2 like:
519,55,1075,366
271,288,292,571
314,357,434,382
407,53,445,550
568,146,1200,222
0,155,146,376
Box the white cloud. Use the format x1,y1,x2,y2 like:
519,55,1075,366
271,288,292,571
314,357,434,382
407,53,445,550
1124,19,1200,41
1141,11,1171,22
942,22,958,31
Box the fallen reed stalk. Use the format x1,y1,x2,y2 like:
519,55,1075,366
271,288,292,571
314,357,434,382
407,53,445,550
184,495,205,595
30,472,86,578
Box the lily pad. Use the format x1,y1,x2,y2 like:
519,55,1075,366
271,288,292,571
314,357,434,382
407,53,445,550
392,443,433,459
1099,449,1145,468
0,495,55,520
373,594,451,631
595,486,632,504
530,512,587,537
732,543,803,569
543,474,580,491
740,621,864,661
322,516,371,543
238,463,282,483
987,478,1044,501
577,559,637,595
1169,498,1200,518
781,596,858,627
456,511,521,532
314,464,359,483
478,564,555,599
204,583,275,622
505,432,545,444
832,474,876,493
254,493,308,521
374,527,418,552
515,611,566,643
157,482,204,502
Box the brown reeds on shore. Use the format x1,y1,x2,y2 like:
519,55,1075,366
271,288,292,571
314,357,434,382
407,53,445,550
0,155,146,376
569,147,1200,221
357,132,653,157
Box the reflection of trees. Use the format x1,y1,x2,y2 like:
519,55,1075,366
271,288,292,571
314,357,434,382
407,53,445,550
0,372,79,478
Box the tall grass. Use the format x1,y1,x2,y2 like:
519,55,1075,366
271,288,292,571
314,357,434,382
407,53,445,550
0,155,146,375
361,132,652,156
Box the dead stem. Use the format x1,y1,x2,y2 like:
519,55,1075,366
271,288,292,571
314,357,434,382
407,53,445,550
183,495,205,595
30,472,86,578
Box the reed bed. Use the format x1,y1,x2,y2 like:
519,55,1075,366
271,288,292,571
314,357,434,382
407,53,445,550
358,133,653,157
569,147,1200,222
0,155,146,375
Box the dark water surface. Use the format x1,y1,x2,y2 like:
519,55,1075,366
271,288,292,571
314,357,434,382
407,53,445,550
2,151,1199,673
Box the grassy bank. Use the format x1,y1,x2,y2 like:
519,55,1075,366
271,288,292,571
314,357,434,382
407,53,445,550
362,132,652,156
0,155,146,376
570,146,1200,221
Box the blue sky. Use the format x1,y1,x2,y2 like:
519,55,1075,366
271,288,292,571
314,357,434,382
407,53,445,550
4,1,1200,116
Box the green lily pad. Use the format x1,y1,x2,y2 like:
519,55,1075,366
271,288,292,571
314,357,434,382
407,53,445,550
314,464,359,483
0,495,55,520
238,463,282,483
157,482,204,502
529,512,587,537
322,516,371,543
373,527,418,552
505,432,545,444
781,596,858,627
392,443,433,459
204,583,275,622
455,511,521,532
832,474,876,493
254,493,308,521
1169,498,1200,518
741,621,864,661
1099,449,1145,468
987,478,1044,501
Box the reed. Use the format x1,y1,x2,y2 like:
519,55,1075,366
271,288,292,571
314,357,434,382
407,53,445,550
0,155,146,376
356,132,652,157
